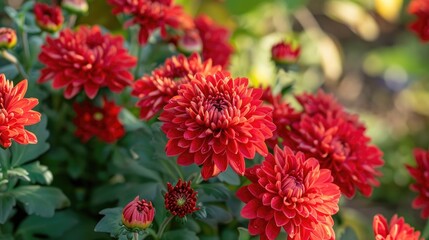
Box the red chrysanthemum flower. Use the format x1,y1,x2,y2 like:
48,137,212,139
34,3,64,33
122,196,155,231
108,0,193,45
159,71,276,179
0,28,17,49
38,26,136,99
271,41,300,64
237,146,341,240
132,53,221,120
164,179,199,218
406,148,429,219
373,214,422,240
279,91,383,198
408,0,429,42
194,15,234,68
72,98,125,143
0,74,41,148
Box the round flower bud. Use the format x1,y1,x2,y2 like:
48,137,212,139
164,179,199,218
122,196,155,231
0,28,17,49
34,3,64,33
271,40,300,64
62,0,88,15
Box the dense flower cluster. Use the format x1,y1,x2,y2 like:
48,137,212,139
194,15,233,68
164,179,199,218
0,28,17,49
132,53,221,120
0,74,41,148
237,146,341,240
108,0,193,45
266,89,383,198
38,26,136,99
160,71,275,179
406,148,429,219
271,41,300,64
408,0,429,42
373,214,422,240
72,98,124,143
34,3,64,33
122,196,155,231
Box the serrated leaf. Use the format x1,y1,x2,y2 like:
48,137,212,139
162,229,198,240
218,167,240,186
0,194,16,224
7,168,30,182
10,116,50,167
16,210,79,238
94,207,123,238
21,161,53,185
12,186,70,217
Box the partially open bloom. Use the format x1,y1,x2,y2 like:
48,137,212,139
194,15,233,68
160,71,276,179
72,98,125,143
177,30,203,54
406,148,429,219
408,0,429,42
132,53,221,120
34,3,64,33
164,179,199,218
373,214,422,240
0,74,41,148
237,146,341,240
0,28,17,49
38,26,136,99
108,0,193,45
271,41,300,64
280,91,384,198
122,196,155,231
62,0,88,15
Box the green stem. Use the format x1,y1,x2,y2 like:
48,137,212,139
0,50,29,79
21,31,30,71
134,44,142,79
133,231,139,240
156,215,174,239
422,218,429,239
67,14,77,29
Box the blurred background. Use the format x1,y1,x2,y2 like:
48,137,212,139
1,0,428,239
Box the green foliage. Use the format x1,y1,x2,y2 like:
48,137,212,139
162,229,198,240
94,207,123,238
0,194,16,224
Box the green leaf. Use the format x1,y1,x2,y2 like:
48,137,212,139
218,167,240,186
10,115,50,167
238,227,251,240
162,229,198,240
16,210,79,239
119,108,145,131
7,168,30,182
339,227,358,240
0,194,16,224
204,205,232,224
197,183,230,200
12,186,70,217
21,161,53,185
283,0,309,11
94,207,123,238
0,64,18,80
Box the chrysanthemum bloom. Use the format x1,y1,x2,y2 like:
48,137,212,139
38,26,136,99
271,41,300,64
0,28,17,49
406,148,429,219
34,3,64,33
108,0,193,45
408,0,429,42
160,71,276,179
373,214,422,240
62,0,88,15
122,196,155,231
237,146,341,240
194,15,233,68
164,179,199,218
132,53,221,120
72,98,125,143
0,74,41,148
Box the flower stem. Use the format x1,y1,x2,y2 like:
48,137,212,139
21,31,31,71
134,44,142,79
133,231,139,240
68,14,77,29
156,215,174,239
422,218,429,239
0,50,29,79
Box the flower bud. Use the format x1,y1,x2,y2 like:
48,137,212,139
177,30,202,55
62,0,88,15
34,3,64,33
164,179,199,218
271,40,300,64
122,196,155,231
0,28,17,49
